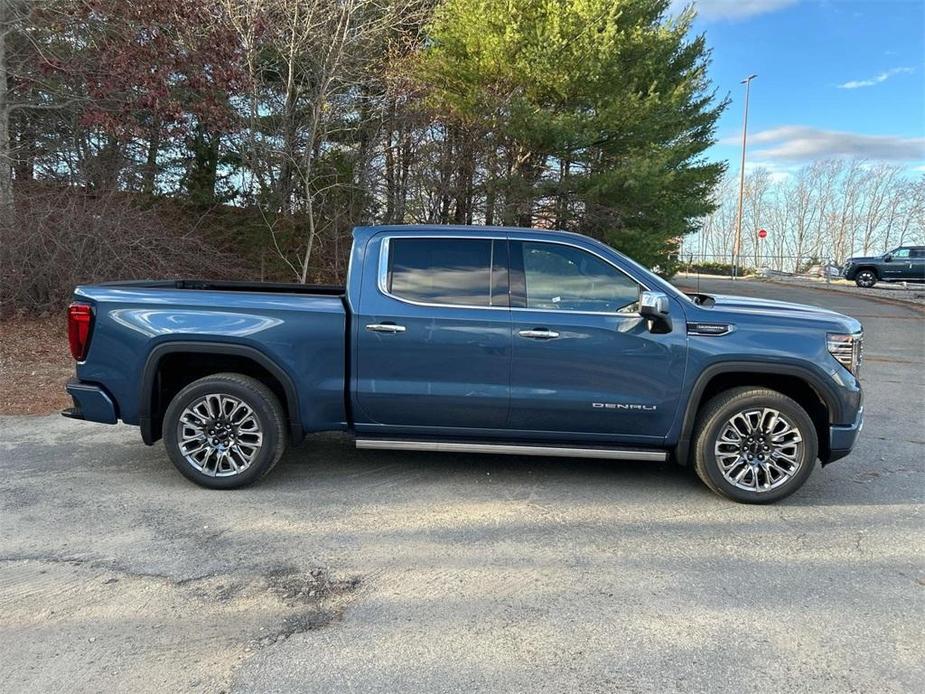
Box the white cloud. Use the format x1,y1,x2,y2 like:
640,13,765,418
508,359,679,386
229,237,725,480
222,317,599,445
671,0,799,21
744,159,797,182
837,66,914,89
745,126,925,161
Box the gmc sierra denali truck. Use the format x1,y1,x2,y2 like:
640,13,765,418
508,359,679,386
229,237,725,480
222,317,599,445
63,225,864,503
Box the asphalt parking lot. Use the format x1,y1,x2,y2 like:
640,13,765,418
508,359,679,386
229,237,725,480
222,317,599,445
1,279,923,693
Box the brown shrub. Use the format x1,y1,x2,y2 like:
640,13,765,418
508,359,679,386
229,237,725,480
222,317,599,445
1,185,249,315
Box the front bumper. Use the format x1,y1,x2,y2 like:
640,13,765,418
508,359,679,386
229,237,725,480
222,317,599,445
62,378,118,425
825,405,863,464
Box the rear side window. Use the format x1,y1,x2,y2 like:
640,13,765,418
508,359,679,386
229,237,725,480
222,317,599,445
910,248,925,258
386,238,506,307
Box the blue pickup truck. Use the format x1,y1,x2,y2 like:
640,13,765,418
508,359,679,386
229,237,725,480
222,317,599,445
64,225,864,503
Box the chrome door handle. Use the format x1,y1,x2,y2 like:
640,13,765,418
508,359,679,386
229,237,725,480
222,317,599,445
366,323,406,334
518,329,560,340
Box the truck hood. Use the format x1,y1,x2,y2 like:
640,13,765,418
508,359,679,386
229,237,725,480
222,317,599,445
845,255,882,264
705,294,862,332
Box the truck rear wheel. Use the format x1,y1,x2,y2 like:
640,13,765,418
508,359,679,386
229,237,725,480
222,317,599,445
692,387,818,503
162,373,287,489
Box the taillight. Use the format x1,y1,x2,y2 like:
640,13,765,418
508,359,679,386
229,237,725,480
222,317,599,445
67,303,94,361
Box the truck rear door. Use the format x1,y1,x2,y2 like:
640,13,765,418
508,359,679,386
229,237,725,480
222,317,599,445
353,234,512,430
904,248,925,280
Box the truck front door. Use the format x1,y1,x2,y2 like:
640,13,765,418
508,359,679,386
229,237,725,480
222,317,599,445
506,240,687,444
353,234,512,430
882,247,911,279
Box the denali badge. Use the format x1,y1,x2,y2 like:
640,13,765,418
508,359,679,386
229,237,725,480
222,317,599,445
592,403,656,411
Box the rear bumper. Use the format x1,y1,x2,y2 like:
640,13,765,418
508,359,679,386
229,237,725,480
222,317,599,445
825,406,863,464
62,378,118,425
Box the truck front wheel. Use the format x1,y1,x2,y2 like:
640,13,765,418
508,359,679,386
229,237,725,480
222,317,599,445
162,373,287,489
855,269,877,288
692,387,818,503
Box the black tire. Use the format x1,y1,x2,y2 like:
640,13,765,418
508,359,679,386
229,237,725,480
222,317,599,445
854,269,877,288
692,387,818,504
162,373,287,489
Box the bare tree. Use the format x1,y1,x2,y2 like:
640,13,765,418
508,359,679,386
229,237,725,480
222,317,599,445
857,163,902,254
684,159,924,271
743,167,771,266
221,0,428,283
782,166,819,272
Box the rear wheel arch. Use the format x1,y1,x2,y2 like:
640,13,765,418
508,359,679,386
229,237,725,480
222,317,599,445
674,364,834,466
139,342,303,446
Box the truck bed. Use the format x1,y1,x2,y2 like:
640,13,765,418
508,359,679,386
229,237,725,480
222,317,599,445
72,279,349,436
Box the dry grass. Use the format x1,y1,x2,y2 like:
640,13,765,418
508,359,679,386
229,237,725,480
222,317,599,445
0,315,74,415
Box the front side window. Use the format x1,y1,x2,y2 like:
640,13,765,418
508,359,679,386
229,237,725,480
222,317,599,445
386,238,505,307
518,242,641,313
892,248,911,259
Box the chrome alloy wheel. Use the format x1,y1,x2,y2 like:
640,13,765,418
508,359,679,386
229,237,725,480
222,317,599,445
714,408,804,492
176,394,263,477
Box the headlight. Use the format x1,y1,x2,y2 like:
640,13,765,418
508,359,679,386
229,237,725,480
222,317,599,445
827,332,863,376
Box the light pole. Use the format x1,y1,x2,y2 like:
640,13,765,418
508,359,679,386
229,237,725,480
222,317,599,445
732,73,757,280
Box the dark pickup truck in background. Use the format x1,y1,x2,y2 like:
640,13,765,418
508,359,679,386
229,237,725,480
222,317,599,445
64,225,864,503
843,245,925,287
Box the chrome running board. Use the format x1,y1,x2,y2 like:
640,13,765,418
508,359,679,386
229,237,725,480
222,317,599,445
355,439,666,462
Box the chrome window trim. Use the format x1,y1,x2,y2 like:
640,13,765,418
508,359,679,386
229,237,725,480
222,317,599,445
376,233,649,317
377,235,508,311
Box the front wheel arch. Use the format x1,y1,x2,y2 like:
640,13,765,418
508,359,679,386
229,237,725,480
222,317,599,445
673,365,833,466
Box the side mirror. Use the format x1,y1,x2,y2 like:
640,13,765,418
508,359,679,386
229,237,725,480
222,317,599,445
639,291,671,333
884,254,892,262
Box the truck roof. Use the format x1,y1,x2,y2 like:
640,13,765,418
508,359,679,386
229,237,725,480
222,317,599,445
353,224,593,248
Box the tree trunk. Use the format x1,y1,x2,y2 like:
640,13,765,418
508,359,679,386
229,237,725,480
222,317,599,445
384,126,395,222
516,157,536,228
452,127,476,224
555,157,571,229
141,126,160,195
396,127,412,223
484,147,498,226
278,81,298,212
0,3,14,225
298,103,323,284
437,126,454,224
186,125,219,206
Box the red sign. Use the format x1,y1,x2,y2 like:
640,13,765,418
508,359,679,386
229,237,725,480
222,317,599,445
758,229,768,239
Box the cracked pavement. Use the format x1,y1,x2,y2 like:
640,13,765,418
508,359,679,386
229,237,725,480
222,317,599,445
0,279,923,693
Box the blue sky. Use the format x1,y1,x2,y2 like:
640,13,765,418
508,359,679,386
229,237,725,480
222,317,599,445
676,0,925,176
